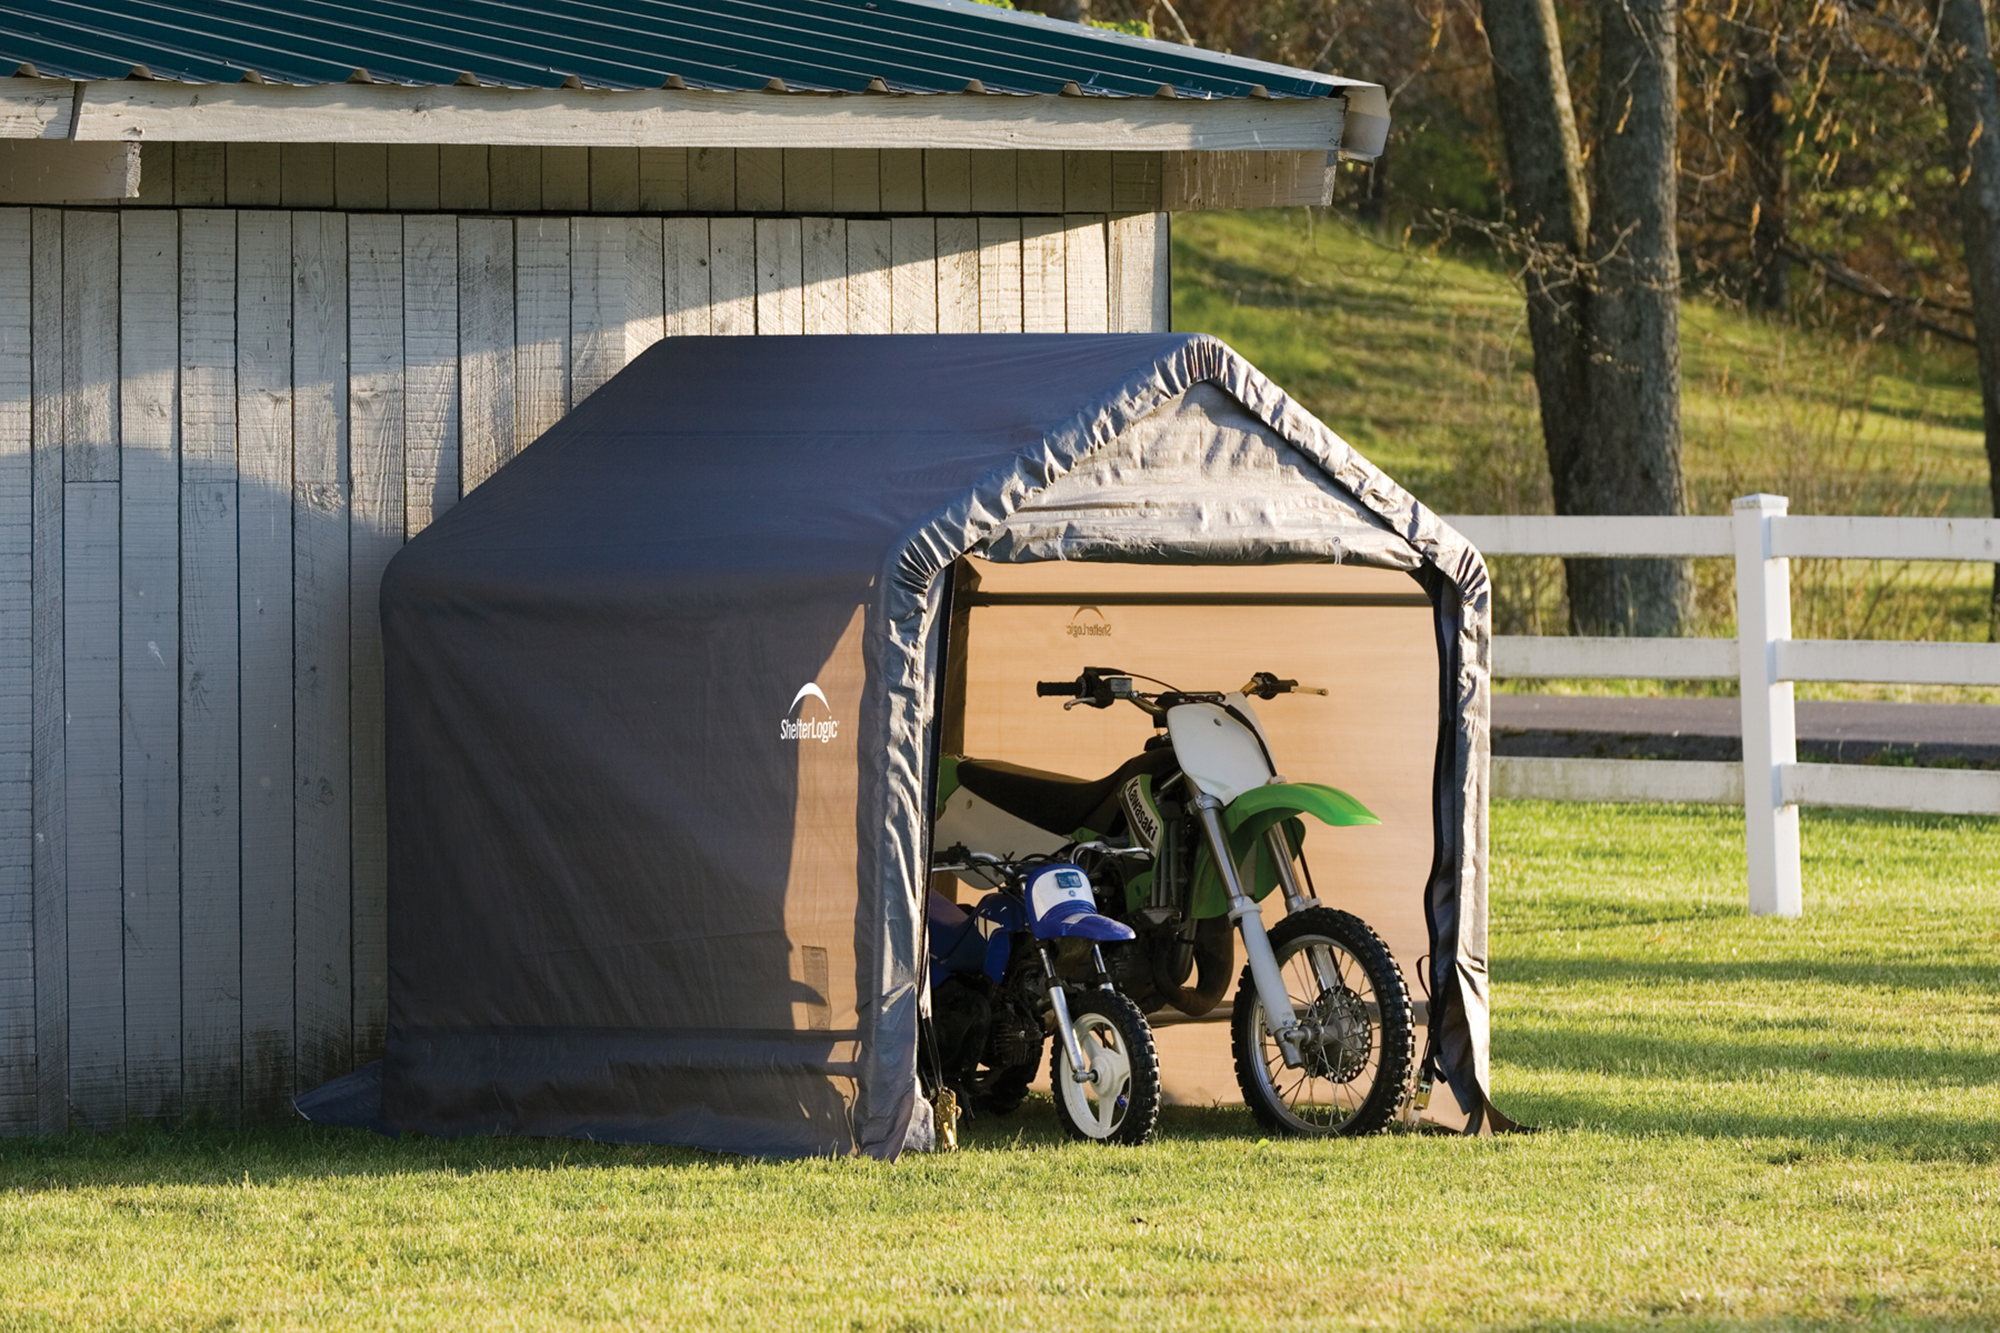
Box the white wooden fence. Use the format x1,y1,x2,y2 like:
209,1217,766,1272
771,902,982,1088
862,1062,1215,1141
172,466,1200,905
1444,496,2000,916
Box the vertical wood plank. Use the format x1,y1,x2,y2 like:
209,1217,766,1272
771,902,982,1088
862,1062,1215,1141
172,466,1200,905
386,145,441,212
736,149,784,212
785,149,835,213
489,146,541,212
663,217,712,337
879,149,924,213
439,147,490,212
280,145,335,209
514,217,570,451
889,217,936,334
687,148,735,212
1020,215,1065,333
235,212,295,1118
1017,153,1064,214
1111,154,1163,213
754,218,803,335
831,149,881,213
27,210,65,1128
570,216,627,401
589,147,639,213
1063,152,1113,212
1063,215,1109,334
542,148,590,212
977,217,1022,334
708,218,755,336
845,219,891,335
969,152,1018,213
1108,212,1170,332
347,216,402,1067
178,208,240,1123
172,144,225,207
64,477,121,1128
923,150,971,214
334,145,390,211
801,217,848,336
403,216,458,536
457,218,515,492
225,145,282,208
624,216,665,362
638,147,689,212
28,208,65,1133
934,217,979,334
291,210,351,1093
120,210,182,1124
136,144,174,208
0,210,32,1134
62,211,118,483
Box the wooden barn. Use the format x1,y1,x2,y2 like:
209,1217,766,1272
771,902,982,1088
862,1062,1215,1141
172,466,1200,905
0,0,1387,1133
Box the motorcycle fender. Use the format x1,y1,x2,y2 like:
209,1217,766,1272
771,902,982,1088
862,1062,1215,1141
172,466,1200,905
1189,782,1380,919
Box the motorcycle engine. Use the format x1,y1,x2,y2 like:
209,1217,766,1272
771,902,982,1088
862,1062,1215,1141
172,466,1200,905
985,1001,1043,1071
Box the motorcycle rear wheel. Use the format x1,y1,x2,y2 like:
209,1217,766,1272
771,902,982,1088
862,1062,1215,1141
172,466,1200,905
1230,907,1414,1137
1053,988,1161,1146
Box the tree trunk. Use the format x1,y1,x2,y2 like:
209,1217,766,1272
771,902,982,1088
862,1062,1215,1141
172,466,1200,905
1565,0,1692,636
1933,0,2000,641
1743,59,1791,314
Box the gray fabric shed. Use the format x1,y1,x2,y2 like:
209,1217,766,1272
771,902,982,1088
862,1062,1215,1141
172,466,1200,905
370,332,1496,1158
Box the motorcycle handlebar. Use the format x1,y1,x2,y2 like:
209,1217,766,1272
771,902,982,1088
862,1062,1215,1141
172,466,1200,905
1036,679,1080,697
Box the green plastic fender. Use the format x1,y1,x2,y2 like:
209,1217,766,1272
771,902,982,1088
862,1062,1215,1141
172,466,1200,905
1189,782,1379,920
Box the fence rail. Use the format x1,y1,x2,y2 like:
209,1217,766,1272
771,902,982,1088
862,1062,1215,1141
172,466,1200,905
1443,497,2000,915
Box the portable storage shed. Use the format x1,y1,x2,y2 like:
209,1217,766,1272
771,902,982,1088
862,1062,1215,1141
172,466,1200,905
367,332,1497,1158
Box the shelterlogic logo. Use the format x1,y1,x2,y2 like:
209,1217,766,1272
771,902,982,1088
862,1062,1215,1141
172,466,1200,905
1066,606,1112,638
781,682,840,743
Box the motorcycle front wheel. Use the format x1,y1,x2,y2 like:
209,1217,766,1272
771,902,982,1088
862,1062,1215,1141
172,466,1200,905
1230,907,1414,1137
1052,988,1161,1146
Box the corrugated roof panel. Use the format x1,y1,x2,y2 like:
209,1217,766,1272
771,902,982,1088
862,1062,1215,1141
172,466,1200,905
0,0,1343,98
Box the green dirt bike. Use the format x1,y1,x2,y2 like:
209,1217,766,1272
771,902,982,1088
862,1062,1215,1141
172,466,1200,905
933,667,1415,1137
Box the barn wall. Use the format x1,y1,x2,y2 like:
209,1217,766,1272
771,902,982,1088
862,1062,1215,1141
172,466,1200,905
0,201,1171,1134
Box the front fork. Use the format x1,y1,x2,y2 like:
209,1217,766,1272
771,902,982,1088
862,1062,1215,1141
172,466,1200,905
1193,796,1307,1067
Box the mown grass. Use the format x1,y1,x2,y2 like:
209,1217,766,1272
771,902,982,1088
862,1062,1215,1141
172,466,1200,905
5,802,1996,1331
1172,209,1996,657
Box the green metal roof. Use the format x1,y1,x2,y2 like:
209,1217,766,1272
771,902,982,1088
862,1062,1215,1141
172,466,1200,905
0,0,1346,100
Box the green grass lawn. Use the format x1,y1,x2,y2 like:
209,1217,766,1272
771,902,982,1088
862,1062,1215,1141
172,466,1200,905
5,802,1996,1330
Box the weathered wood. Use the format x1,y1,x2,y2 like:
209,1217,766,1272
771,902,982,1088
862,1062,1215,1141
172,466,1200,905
0,209,31,1135
65,479,122,1128
846,219,891,335
514,217,570,451
889,217,937,334
280,144,334,209
977,217,1022,333
333,144,389,210
831,149,880,213
663,217,712,336
1062,215,1108,334
1161,150,1333,210
571,216,628,401
235,210,295,1118
687,147,735,212
1017,152,1063,214
935,216,979,334
489,145,541,212
1063,152,1112,212
1110,153,1162,212
755,217,804,335
386,144,440,211
588,147,639,212
880,149,924,213
968,151,1017,213
736,148,784,213
28,207,65,1134
709,217,755,336
624,216,665,362
0,79,75,138
801,217,848,336
62,210,118,482
403,216,458,535
783,148,833,213
0,141,137,204
225,144,281,207
923,149,971,214
457,217,515,492
292,210,351,1092
178,207,241,1123
172,143,225,206
638,147,688,212
135,143,173,208
347,215,402,1067
542,147,590,212
119,210,182,1124
1020,215,1064,333
1107,212,1168,332
438,146,490,211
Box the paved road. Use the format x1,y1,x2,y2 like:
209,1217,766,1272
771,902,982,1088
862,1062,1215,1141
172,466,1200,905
1492,695,2000,764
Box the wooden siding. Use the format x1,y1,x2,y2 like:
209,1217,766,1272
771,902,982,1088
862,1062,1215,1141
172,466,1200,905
0,205,1169,1132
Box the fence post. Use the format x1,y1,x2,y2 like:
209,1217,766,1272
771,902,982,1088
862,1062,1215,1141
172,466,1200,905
1734,493,1802,916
